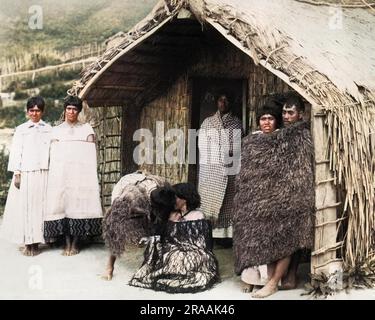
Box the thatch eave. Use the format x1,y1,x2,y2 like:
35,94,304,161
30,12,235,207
71,0,375,110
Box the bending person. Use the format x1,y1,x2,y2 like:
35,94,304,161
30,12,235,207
101,171,168,280
129,183,219,293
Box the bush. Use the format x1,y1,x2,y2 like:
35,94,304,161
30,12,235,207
5,81,18,92
44,99,63,123
39,83,70,99
13,89,28,100
23,69,80,89
0,147,12,216
0,105,27,129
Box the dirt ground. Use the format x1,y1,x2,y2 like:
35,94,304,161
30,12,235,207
0,216,374,300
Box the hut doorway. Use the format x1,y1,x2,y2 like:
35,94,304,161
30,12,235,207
188,77,247,185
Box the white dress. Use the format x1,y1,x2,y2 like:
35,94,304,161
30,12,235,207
0,120,52,245
44,122,103,238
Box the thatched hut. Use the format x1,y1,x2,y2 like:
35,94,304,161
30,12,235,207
69,0,375,287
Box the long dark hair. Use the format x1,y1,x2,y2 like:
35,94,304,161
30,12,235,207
150,186,176,235
173,183,201,211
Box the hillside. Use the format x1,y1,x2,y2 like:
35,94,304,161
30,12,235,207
0,0,157,71
0,0,159,214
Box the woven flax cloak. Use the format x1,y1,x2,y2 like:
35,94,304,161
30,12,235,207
233,121,315,274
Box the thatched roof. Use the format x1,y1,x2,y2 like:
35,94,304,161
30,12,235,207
70,0,375,269
70,0,375,106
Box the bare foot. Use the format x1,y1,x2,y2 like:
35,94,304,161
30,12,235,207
62,247,71,256
101,268,114,281
281,275,297,290
242,282,254,293
22,245,33,256
29,244,41,256
30,247,40,256
69,247,80,256
251,282,278,298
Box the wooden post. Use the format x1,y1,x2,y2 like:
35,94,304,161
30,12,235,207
311,104,342,284
101,105,107,205
121,103,141,175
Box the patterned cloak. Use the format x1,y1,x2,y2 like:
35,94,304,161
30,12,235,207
233,121,315,274
198,111,242,230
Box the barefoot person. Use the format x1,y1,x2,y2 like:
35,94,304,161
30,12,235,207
101,171,167,280
233,93,314,298
44,95,102,256
129,183,219,293
239,102,282,293
0,96,52,256
280,92,308,289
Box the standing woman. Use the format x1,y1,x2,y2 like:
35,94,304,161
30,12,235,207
233,99,314,298
0,96,52,256
236,103,282,293
44,95,103,256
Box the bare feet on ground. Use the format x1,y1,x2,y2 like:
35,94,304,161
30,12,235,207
69,247,80,256
251,281,278,298
62,246,71,256
280,274,297,290
21,245,33,256
62,246,80,256
101,268,114,281
21,244,40,256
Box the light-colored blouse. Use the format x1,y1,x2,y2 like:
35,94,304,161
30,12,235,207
51,121,94,141
8,120,52,173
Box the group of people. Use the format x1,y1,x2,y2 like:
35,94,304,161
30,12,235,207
100,172,219,293
196,91,315,298
0,90,314,298
0,95,103,256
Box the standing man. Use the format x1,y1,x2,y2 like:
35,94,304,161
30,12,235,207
198,91,243,245
282,92,305,127
280,92,309,290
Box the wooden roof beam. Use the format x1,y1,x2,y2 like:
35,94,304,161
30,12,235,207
93,85,145,91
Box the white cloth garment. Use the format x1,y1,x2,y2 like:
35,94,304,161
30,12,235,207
7,120,51,172
45,122,102,222
0,171,48,245
0,120,52,245
51,121,94,141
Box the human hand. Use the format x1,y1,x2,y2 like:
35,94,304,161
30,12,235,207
14,174,21,189
168,211,182,222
